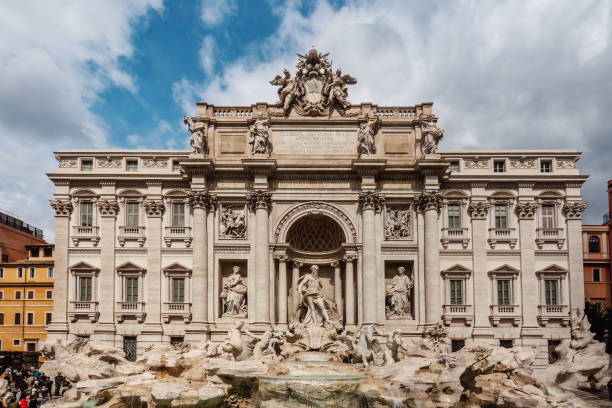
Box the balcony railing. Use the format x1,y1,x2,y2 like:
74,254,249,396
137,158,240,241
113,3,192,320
118,226,146,247
441,228,470,249
488,228,517,249
72,226,100,246
536,228,562,238
537,304,570,326
163,226,192,247
162,302,192,323
115,301,146,323
489,304,521,326
68,301,99,322
442,304,473,326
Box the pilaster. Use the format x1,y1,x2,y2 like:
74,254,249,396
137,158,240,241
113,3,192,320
48,199,73,337
247,189,272,325
515,198,539,329
143,193,164,333
468,200,491,335
417,191,442,325
563,201,588,313
274,254,289,324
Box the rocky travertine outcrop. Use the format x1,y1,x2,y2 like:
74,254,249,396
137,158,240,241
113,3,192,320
39,319,609,407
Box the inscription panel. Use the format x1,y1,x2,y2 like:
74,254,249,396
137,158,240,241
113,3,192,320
273,129,356,155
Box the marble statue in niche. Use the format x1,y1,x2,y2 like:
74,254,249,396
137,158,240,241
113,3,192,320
385,266,414,319
384,207,411,240
219,205,246,238
294,265,341,329
220,266,248,318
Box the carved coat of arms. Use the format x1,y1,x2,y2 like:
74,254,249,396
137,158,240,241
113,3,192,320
270,47,357,116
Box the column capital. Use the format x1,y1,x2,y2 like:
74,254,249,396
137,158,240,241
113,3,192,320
468,201,489,219
291,260,303,269
358,191,385,211
187,190,217,210
96,199,119,217
515,201,538,220
330,261,341,268
273,253,288,263
343,254,358,263
562,201,587,219
247,190,272,211
49,200,73,217
416,191,442,213
143,200,165,217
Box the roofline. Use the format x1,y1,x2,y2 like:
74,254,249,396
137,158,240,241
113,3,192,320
439,150,581,155
54,150,191,154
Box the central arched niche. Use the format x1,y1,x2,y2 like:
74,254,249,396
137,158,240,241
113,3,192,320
286,214,345,254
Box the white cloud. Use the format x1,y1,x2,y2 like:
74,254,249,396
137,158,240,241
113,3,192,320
176,0,612,223
201,0,236,26
0,0,163,241
199,35,217,76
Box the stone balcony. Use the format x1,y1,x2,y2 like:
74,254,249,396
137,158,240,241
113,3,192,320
535,228,565,249
487,228,517,249
72,226,100,247
162,302,192,323
163,226,192,248
489,304,521,326
440,228,470,249
442,304,473,326
118,226,146,247
537,304,570,326
115,301,146,323
68,301,99,322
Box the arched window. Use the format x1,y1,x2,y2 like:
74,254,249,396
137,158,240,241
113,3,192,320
588,236,600,253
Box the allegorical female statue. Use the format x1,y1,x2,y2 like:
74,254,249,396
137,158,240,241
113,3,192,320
385,266,414,318
295,265,341,329
220,266,247,317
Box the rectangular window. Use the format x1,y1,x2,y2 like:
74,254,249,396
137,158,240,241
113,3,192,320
80,202,93,227
45,312,52,325
27,291,34,300
79,276,92,302
173,161,181,172
29,268,35,279
123,336,137,362
493,160,505,173
43,247,52,257
449,161,459,172
170,336,184,346
172,203,185,227
126,160,138,171
0,268,3,278
497,280,511,305
14,313,20,325
449,279,464,305
48,267,53,278
126,202,140,227
26,342,36,352
540,160,552,173
171,278,185,303
451,339,465,352
541,204,555,229
13,339,20,346
26,312,33,326
0,291,3,300
81,160,93,171
125,277,138,302
46,290,53,299
545,279,559,305
593,269,601,282
30,248,39,258
494,204,508,228
17,268,23,279
500,339,513,349
0,314,4,325
447,204,461,229
15,291,21,300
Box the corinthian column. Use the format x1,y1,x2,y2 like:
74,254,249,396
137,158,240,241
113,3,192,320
248,190,272,323
274,254,288,324
97,198,119,327
417,191,442,325
331,261,342,314
516,200,539,328
468,201,490,329
343,254,357,325
48,200,73,336
359,192,384,324
143,199,164,326
563,201,588,313
187,190,216,326
291,261,303,315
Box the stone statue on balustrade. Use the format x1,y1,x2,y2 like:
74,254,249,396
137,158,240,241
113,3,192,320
385,266,414,319
220,266,248,318
183,116,208,155
294,265,342,330
420,113,444,155
357,116,381,157
248,113,271,156
220,206,246,238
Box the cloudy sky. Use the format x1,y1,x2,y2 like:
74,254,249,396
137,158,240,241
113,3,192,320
1,0,611,242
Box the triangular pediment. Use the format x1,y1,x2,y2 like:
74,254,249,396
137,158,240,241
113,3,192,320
115,261,145,272
537,264,568,274
162,262,191,272
69,261,99,271
489,264,520,274
442,264,472,273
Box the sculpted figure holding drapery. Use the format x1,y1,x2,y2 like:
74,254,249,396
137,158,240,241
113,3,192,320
294,265,341,329
220,266,247,318
385,266,414,319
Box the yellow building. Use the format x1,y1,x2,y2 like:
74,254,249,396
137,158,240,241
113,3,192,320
0,244,53,354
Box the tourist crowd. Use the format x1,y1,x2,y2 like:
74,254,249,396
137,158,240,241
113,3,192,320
0,367,71,407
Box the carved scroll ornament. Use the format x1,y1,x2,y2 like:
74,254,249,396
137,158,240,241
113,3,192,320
515,201,538,219
562,201,587,219
49,200,73,216
468,201,489,219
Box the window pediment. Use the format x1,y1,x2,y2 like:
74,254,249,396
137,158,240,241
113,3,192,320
536,264,568,278
441,264,472,277
116,262,146,275
163,262,191,277
69,261,99,276
488,264,520,276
